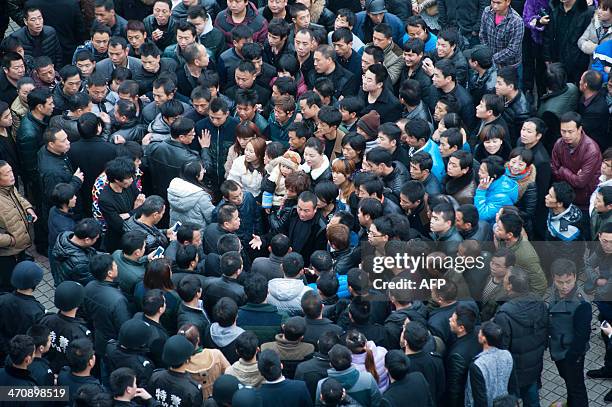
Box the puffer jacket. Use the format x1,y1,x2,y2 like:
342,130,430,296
351,341,389,392
225,359,265,387
493,293,548,389
123,216,168,254
505,165,538,236
10,26,62,67
172,0,220,21
261,334,315,379
578,14,612,55
16,112,48,181
227,155,264,197
49,113,80,142
52,231,99,286
438,0,488,34
147,113,171,142
185,348,229,399
195,116,240,189
0,185,33,256
537,83,580,118
381,161,410,202
266,278,314,316
316,366,382,407
110,119,147,144
215,2,268,47
383,303,428,350
474,175,519,223
143,14,178,51
167,177,215,228
502,90,532,143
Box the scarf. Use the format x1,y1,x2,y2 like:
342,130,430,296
505,164,536,199
444,169,473,196
547,204,582,241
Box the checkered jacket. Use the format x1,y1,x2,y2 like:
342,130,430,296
479,6,525,67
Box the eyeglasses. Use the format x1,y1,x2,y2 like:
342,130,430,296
368,231,384,238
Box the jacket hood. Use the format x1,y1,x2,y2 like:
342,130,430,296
327,366,360,388
310,0,325,23
168,178,207,211
268,278,310,301
209,323,244,347
148,113,170,139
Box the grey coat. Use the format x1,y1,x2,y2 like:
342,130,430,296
167,177,215,228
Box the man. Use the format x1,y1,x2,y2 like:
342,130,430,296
74,51,97,81
95,36,143,81
111,100,147,143
0,335,38,388
226,60,272,107
365,147,409,202
330,28,361,75
225,331,265,386
266,252,314,316
109,367,156,406
31,56,60,91
495,212,547,295
52,65,82,117
400,39,437,112
354,0,404,45
112,231,148,301
258,349,313,407
544,182,586,256
327,9,365,52
214,180,263,249
72,24,111,63
123,196,174,253
83,254,132,359
264,18,294,69
148,335,203,405
424,28,469,88
215,0,269,47
551,111,602,211
548,259,591,407
543,0,594,83
313,105,343,159
433,61,475,132
479,0,524,68
370,23,403,85
251,233,289,281
404,119,444,181
217,25,254,87
455,203,492,241
0,52,26,105
404,15,438,53
94,0,128,38
578,70,610,150
444,148,476,205
133,42,178,96
478,248,514,321
466,46,497,106
430,203,463,255
408,152,440,197
203,203,242,255
87,73,114,115
51,218,101,286
0,162,36,292
309,45,358,99
162,20,198,66
438,0,487,48
399,182,430,238
126,20,147,57
294,28,316,82
143,78,192,125
474,94,510,142
464,322,514,407
203,251,247,314
9,77,35,142
360,63,402,124
49,93,92,142
187,5,226,60
10,5,62,67
57,338,105,405
496,66,532,144
261,316,315,379
173,0,219,22
131,290,168,368
144,0,178,51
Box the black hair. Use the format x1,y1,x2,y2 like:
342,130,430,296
258,349,282,381
235,331,259,360
454,303,476,333
328,344,352,371
550,181,575,208
281,252,304,278
51,183,75,207
66,338,95,373
403,320,429,351
121,230,146,256
109,367,137,397
213,297,238,327
74,218,102,240
139,195,165,217
480,321,503,348
317,272,339,297
175,244,198,269
244,273,268,304
220,251,242,277
8,335,35,365
90,253,114,281
270,233,290,256
105,157,135,183
283,316,307,341
26,324,50,349
142,289,165,316
26,87,52,111
177,274,202,302
268,18,291,37
400,180,425,203
315,180,339,206
301,290,323,319
310,250,333,272
358,197,383,219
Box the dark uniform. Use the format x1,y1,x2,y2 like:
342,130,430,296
0,292,45,365
132,313,169,369
176,303,210,341
0,365,40,407
28,357,54,386
407,350,446,407
57,366,106,407
147,369,203,407
39,313,92,373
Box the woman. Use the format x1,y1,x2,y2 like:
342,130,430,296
474,124,511,162
168,160,215,228
332,158,356,206
134,259,181,333
224,121,262,175
315,181,340,224
475,155,519,224
228,137,267,197
506,147,538,238
270,170,311,234
300,137,331,188
341,133,366,173
345,330,389,392
180,323,230,399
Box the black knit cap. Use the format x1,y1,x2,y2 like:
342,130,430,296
11,261,43,290
119,319,151,350
162,335,194,366
54,281,85,311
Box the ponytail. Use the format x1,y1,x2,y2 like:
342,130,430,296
364,346,379,383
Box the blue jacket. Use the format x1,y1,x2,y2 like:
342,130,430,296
474,175,519,223
265,110,297,148
401,32,438,52
212,191,263,244
308,274,350,299
419,139,446,183
353,11,404,45
593,40,612,83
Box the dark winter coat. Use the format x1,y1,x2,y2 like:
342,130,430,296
382,371,433,407
39,312,92,373
215,2,268,47
444,332,482,407
0,292,45,356
195,116,240,190
237,302,286,344
143,15,178,51
51,231,98,286
16,112,47,181
10,26,61,67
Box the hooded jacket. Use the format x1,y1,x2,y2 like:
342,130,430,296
167,177,215,228
493,293,548,388
215,2,268,47
315,367,382,407
474,174,519,223
225,358,265,387
267,278,314,316
202,323,244,363
51,231,98,286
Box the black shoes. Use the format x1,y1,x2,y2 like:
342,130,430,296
587,368,612,379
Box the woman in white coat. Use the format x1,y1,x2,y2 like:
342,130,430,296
227,136,267,197
167,160,215,228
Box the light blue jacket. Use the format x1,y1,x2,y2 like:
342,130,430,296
474,175,519,223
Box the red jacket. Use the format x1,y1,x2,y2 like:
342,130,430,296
551,130,602,209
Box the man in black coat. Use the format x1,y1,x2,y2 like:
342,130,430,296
360,63,403,124
308,45,358,99
105,319,155,388
176,274,211,340
9,6,62,67
366,147,410,203
578,70,611,151
257,349,313,407
0,53,26,105
83,254,132,359
383,350,433,407
444,304,482,407
0,335,39,398
301,291,343,349
432,59,475,130
132,289,169,369
203,251,247,315
295,331,340,401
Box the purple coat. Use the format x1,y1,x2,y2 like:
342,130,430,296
523,0,550,43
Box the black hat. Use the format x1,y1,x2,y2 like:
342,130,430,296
465,45,493,67
366,0,387,14
212,375,240,405
162,335,194,366
11,261,43,290
232,388,261,407
119,319,151,350
54,281,85,311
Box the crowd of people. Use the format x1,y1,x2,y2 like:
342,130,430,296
0,0,611,405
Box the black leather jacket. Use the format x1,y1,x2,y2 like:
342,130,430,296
503,90,532,143
444,332,482,407
382,161,410,201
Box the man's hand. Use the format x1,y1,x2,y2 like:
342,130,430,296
26,208,38,223
422,58,434,76
199,129,211,149
147,250,163,261
597,278,608,287
250,234,262,250
478,176,494,190
152,29,163,41
539,15,550,25
134,388,152,400
140,95,151,104
167,229,177,241
134,194,146,208
99,112,111,125
294,113,303,122
141,133,152,146
74,168,84,182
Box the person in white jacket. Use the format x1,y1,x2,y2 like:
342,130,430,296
578,3,612,56
167,160,215,228
227,137,267,197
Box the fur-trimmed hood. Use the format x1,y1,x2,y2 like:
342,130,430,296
310,0,325,23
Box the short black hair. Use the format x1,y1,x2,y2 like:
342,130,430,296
90,253,114,281
220,251,242,277
454,303,476,334
142,289,165,316
283,316,307,341
301,290,322,319
244,273,268,304
480,321,503,348
66,338,95,373
109,367,136,397
175,244,198,269
400,180,425,204
213,297,238,327
74,218,102,240
121,230,146,256
403,320,429,351
281,252,304,277
26,324,50,349
51,183,75,207
235,331,259,360
8,335,35,365
270,234,290,256
550,181,575,208
310,250,333,272
258,349,282,381
328,344,352,371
